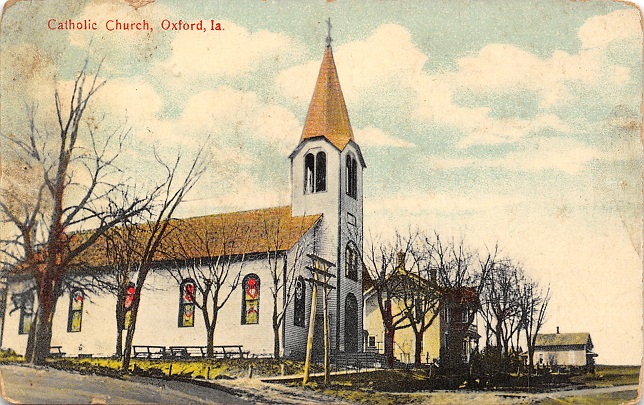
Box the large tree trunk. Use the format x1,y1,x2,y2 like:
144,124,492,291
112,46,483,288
384,325,395,368
273,306,281,359
383,300,395,368
32,292,56,365
414,329,423,366
206,327,215,359
121,282,144,372
32,274,62,366
24,308,39,362
115,308,124,358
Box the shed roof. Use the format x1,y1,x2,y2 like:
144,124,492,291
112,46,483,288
535,333,592,348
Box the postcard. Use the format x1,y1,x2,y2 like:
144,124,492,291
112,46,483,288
0,0,641,404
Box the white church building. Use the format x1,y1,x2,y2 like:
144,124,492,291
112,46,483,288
1,39,366,360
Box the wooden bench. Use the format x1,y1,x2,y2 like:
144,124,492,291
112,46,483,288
133,345,168,359
214,345,249,359
168,346,207,359
49,346,66,358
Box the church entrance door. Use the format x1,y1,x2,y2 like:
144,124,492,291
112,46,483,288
344,293,358,353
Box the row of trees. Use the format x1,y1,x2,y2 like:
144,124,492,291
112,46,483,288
364,230,550,373
0,58,210,367
1,58,318,368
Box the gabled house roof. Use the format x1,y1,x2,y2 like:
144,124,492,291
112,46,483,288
535,332,593,348
9,206,322,274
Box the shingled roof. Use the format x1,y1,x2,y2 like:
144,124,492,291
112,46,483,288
300,45,355,151
535,333,592,348
11,206,321,273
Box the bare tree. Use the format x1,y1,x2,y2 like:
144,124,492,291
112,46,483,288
166,215,251,358
480,259,525,367
261,211,315,359
519,279,550,376
0,59,154,365
393,231,441,366
363,231,413,368
120,150,206,371
100,213,148,358
427,234,490,370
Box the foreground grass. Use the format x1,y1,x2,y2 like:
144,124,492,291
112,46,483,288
537,389,639,405
47,356,323,380
570,365,640,388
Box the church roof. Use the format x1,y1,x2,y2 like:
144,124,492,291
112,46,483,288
535,333,592,348
299,45,355,151
9,207,321,273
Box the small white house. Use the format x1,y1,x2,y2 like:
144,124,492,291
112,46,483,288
533,330,597,370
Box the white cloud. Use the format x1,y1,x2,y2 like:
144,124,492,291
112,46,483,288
69,0,174,73
175,87,302,152
88,78,163,121
490,137,607,174
578,9,642,49
177,172,289,218
278,11,639,150
355,127,414,148
278,24,584,149
276,24,427,106
455,113,574,147
432,137,617,174
156,21,303,80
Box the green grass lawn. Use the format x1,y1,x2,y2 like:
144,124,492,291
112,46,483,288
536,389,640,405
570,365,640,388
46,356,323,380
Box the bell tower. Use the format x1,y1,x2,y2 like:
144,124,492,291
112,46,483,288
289,20,366,353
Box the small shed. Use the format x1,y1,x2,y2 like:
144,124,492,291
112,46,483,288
533,331,597,371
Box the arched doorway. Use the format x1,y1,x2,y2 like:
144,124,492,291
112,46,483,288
344,293,358,353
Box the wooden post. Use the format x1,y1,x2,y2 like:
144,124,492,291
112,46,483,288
302,272,318,385
322,264,330,386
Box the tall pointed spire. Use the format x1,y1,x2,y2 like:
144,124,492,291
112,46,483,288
299,20,355,151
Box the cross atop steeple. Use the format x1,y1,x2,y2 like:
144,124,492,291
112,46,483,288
326,17,332,47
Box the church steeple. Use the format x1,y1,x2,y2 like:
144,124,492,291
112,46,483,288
299,20,355,151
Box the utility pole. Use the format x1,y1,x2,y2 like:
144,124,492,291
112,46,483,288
302,254,335,385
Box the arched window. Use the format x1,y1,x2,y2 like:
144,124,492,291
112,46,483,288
346,154,357,199
304,151,327,194
241,274,260,325
17,291,34,335
294,276,306,327
315,152,326,192
67,289,84,332
304,153,315,193
345,243,359,281
179,279,196,327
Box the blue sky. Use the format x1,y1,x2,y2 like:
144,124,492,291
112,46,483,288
1,0,642,364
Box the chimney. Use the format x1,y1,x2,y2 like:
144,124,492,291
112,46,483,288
556,326,560,334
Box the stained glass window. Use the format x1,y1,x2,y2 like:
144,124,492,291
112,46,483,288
67,289,84,332
123,282,135,330
179,279,196,327
241,274,260,325
294,276,305,327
